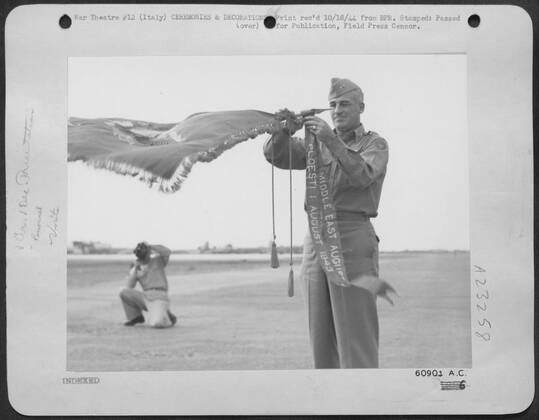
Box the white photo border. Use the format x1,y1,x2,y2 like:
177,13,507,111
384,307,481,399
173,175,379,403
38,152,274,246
5,4,534,415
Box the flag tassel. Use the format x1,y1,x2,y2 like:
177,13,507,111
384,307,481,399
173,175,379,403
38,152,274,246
270,240,280,268
288,268,294,297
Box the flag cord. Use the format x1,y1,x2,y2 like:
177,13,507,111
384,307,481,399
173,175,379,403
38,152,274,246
269,137,279,269
271,138,276,241
287,131,294,297
288,139,293,266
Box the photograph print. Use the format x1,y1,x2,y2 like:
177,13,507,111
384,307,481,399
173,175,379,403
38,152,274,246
67,54,470,371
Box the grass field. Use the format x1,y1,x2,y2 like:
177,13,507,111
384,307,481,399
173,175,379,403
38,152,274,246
67,252,471,371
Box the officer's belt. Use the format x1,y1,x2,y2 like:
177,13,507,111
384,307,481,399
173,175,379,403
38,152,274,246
335,212,370,222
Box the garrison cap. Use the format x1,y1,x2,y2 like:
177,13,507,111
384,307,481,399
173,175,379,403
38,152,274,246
328,78,364,102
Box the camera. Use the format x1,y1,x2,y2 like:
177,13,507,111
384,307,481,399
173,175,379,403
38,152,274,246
133,242,150,260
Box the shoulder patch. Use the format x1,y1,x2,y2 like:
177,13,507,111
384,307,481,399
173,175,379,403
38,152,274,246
365,132,387,151
375,140,387,150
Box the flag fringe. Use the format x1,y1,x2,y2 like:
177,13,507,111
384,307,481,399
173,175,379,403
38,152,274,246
68,124,277,193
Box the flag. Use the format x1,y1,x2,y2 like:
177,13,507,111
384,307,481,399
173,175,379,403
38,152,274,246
68,110,281,192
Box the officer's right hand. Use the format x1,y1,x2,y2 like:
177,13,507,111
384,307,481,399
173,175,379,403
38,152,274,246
274,108,304,135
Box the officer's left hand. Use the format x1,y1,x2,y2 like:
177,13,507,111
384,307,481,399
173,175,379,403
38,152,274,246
304,116,335,143
376,280,398,306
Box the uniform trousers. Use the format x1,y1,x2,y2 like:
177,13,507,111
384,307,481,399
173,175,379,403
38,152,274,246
301,220,380,368
119,288,173,328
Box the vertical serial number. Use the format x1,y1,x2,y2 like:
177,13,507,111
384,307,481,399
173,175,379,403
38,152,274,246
473,265,491,342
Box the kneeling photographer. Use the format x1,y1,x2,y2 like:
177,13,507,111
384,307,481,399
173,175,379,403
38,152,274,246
119,242,177,328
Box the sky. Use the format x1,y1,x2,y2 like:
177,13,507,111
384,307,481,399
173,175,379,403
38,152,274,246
67,55,468,251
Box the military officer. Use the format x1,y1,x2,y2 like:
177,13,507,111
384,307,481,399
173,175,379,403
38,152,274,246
264,78,393,368
119,242,177,328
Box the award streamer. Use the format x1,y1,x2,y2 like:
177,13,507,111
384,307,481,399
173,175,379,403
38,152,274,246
304,131,349,287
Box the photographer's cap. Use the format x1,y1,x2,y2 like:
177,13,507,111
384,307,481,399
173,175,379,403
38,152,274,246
328,78,363,102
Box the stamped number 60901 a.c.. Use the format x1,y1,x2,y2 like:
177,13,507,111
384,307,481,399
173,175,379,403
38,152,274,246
415,369,443,377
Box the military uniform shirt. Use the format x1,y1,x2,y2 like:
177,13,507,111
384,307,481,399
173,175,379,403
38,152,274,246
263,123,388,218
